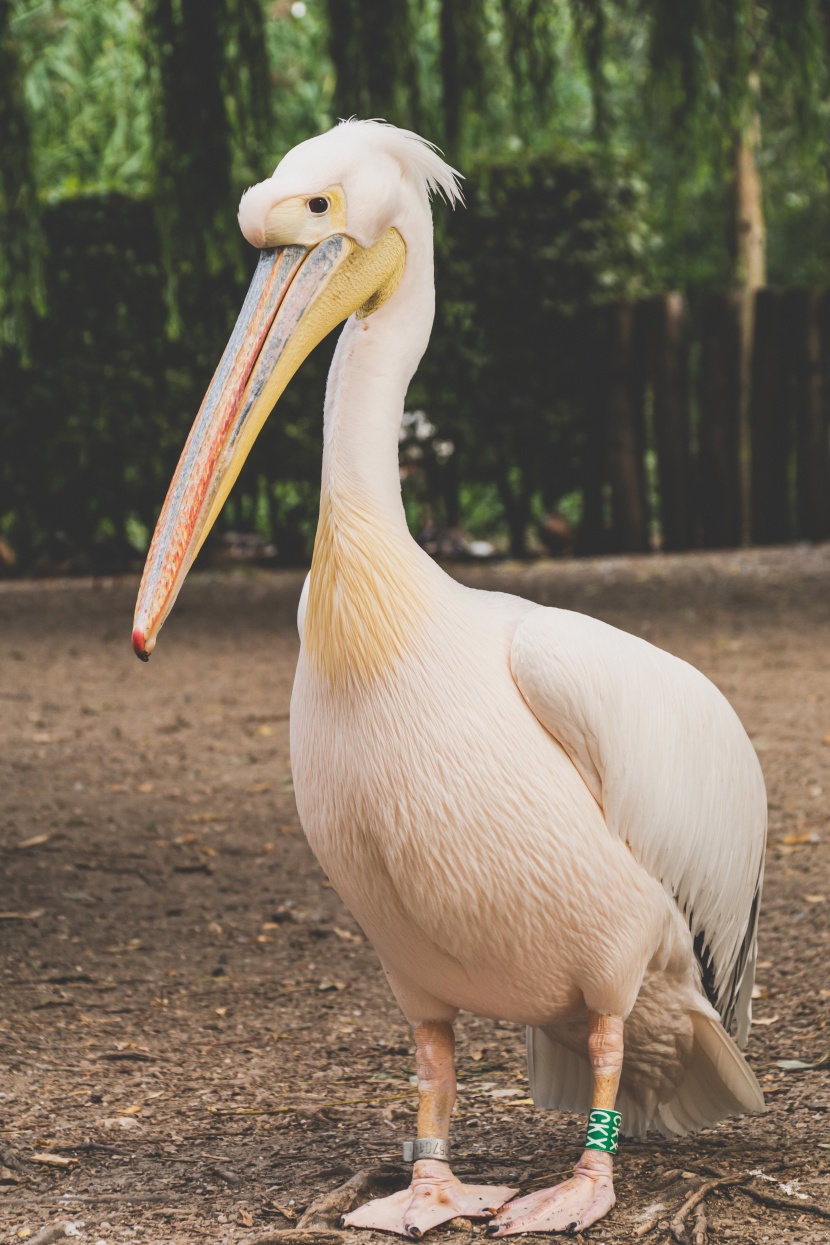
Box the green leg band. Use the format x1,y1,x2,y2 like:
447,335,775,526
584,1108,621,1154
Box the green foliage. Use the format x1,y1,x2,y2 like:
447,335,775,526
439,0,490,145
0,142,644,567
499,0,560,121
0,0,45,349
11,0,152,197
325,0,421,127
643,0,829,137
570,0,607,133
3,0,830,567
566,0,830,288
262,3,333,162
0,190,334,568
1,195,175,566
143,0,256,335
416,146,648,554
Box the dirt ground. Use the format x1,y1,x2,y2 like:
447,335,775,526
1,546,829,1245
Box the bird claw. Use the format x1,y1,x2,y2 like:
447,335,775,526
341,1171,518,1238
485,1170,615,1236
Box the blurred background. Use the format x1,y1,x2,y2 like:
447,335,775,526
2,0,830,575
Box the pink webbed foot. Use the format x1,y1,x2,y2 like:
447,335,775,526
342,1163,518,1239
485,1155,615,1237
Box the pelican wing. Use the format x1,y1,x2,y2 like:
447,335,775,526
510,606,766,1043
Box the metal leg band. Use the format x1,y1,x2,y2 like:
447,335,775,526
584,1108,621,1154
402,1137,451,1164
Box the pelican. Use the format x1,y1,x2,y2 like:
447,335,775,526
132,121,766,1237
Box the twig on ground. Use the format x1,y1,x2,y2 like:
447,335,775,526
296,1163,404,1229
48,1192,175,1204
247,1233,344,1245
741,1183,830,1220
0,1144,28,1172
48,1143,119,1155
27,1224,81,1245
210,1092,411,1117
669,1175,744,1245
662,1167,830,1244
525,1166,579,1189
208,1163,241,1186
658,1169,685,1185
691,1201,707,1245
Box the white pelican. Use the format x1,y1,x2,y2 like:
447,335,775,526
132,120,766,1237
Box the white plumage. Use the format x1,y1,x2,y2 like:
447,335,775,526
294,563,766,1137
134,120,767,1236
516,608,766,1134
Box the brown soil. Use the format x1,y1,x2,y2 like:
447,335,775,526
1,546,829,1245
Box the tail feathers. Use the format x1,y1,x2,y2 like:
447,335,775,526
732,932,758,1048
526,1026,592,1117
526,1011,764,1139
526,1026,658,1137
654,1011,765,1136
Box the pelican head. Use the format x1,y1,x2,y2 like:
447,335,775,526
132,121,461,661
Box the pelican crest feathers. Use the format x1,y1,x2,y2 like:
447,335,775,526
334,118,464,206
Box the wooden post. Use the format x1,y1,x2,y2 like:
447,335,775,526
732,76,767,547
821,289,830,523
698,290,744,548
649,293,693,550
578,305,610,555
732,97,766,292
605,300,649,553
749,288,791,544
786,287,830,542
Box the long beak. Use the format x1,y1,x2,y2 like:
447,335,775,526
132,228,405,660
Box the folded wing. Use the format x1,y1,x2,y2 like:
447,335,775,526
511,607,766,1042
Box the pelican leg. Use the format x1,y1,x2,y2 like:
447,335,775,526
486,1012,623,1237
342,1020,518,1238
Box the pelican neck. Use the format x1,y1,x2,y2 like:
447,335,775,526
319,219,436,534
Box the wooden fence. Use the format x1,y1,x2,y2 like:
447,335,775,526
580,287,830,554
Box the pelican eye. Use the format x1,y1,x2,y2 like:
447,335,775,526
308,196,330,215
